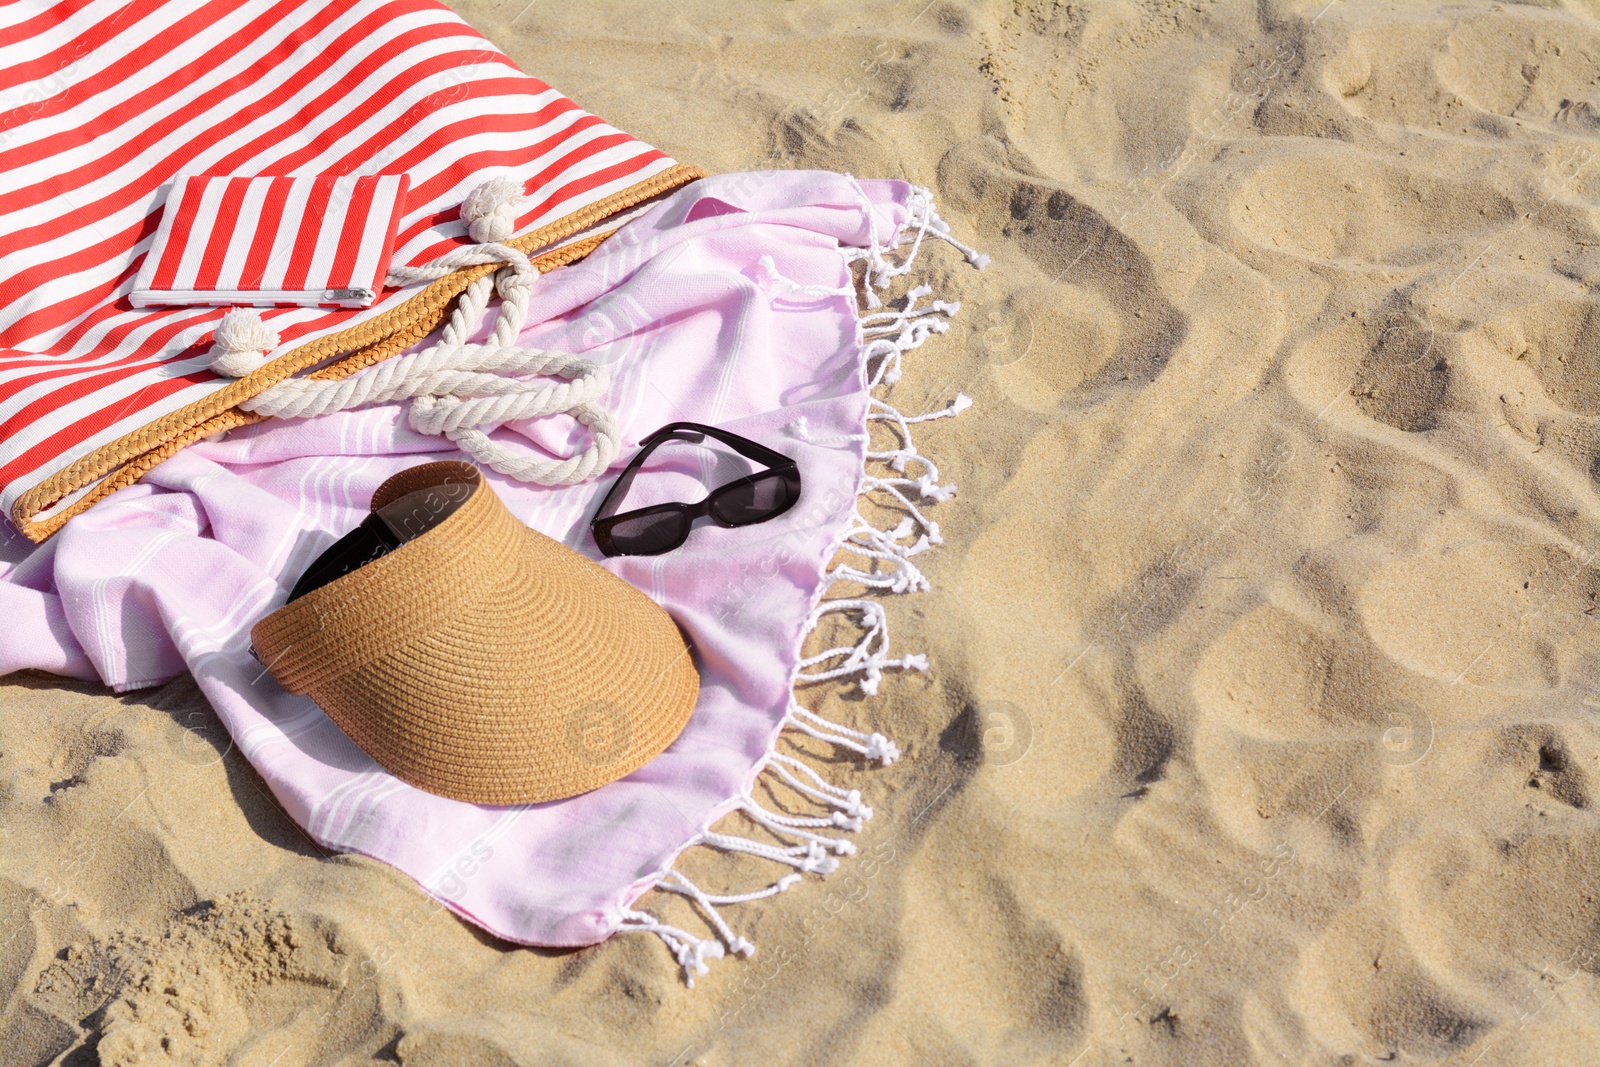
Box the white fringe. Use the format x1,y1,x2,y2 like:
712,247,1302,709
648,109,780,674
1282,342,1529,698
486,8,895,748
616,180,978,986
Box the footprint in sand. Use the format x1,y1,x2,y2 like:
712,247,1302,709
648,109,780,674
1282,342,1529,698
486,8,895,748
1382,819,1600,1047
1308,6,1600,142
29,892,393,1066
1289,905,1491,1062
0,878,80,1065
1464,290,1600,419
1358,537,1598,691
936,137,1189,399
1228,148,1514,270
1191,603,1427,844
1437,13,1600,133
971,281,1122,411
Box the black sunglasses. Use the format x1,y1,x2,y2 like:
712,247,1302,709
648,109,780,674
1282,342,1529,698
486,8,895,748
591,422,802,557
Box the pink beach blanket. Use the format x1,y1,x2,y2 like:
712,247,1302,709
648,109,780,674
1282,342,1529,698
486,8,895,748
0,169,978,971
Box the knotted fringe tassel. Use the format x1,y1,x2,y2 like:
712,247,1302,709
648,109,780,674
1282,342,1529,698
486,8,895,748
209,176,620,487
616,179,983,986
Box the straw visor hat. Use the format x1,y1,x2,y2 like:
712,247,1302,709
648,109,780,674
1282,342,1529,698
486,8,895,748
251,461,699,806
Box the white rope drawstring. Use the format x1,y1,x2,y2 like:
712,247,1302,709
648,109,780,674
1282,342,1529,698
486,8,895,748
209,176,620,486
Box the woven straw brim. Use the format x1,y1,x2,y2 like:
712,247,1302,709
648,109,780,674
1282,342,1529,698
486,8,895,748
250,461,699,806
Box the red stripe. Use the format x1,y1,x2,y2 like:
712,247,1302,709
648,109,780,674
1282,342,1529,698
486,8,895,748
399,137,658,265
1,212,158,347
148,176,201,289
0,38,518,305
1,119,658,348
237,176,294,288
0,0,439,192
0,295,336,402
0,288,226,398
0,0,158,95
0,33,512,330
327,176,376,288
380,103,601,249
215,45,520,175
0,334,214,444
0,0,104,49
191,174,253,289
0,0,678,505
1,92,598,341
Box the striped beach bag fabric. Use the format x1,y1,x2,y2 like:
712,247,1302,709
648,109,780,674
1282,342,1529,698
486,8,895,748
0,0,702,541
130,173,412,308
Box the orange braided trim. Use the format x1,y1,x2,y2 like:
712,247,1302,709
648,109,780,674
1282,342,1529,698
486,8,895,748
12,164,703,542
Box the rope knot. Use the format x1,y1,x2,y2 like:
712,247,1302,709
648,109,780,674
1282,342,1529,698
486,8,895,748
461,176,525,244
209,308,278,377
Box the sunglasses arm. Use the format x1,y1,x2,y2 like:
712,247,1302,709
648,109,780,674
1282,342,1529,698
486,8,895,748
594,428,707,520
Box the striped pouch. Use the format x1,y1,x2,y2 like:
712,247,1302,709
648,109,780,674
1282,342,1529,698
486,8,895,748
0,0,704,543
130,174,411,309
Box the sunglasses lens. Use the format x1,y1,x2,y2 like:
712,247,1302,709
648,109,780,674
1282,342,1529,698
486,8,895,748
711,471,794,526
603,508,690,555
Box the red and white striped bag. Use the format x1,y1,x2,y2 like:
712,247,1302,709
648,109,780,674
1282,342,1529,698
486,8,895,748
0,0,701,541
131,173,411,308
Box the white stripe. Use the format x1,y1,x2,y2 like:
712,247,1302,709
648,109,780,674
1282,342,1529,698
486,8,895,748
247,53,553,178
214,176,276,289
239,704,325,759
386,119,646,262
0,7,469,254
0,0,681,516
0,0,196,105
323,777,411,848
168,576,279,655
306,770,385,842
0,307,217,433
1,87,606,323
0,134,657,480
88,529,182,686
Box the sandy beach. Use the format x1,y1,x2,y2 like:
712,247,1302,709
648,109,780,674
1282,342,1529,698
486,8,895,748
5,0,1600,1063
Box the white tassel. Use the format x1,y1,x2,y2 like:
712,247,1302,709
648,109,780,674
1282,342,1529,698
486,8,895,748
209,308,279,377
659,870,757,957
841,176,989,310
702,829,843,875
740,796,858,853
616,908,726,988
787,699,902,765
796,598,928,701
767,754,873,820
